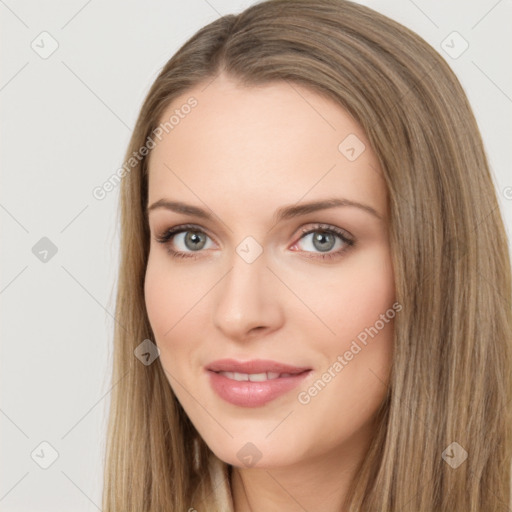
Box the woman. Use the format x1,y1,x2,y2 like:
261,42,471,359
102,0,512,510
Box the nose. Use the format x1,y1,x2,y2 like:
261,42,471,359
211,249,285,341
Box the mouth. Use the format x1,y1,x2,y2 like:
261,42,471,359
210,370,310,382
205,358,312,407
206,358,311,375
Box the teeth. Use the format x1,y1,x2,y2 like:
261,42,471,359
218,371,284,381
246,372,266,382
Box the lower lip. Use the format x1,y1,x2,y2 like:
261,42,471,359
207,370,311,407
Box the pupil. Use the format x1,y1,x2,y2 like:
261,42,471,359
313,231,334,252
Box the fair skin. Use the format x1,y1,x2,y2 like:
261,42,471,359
144,73,396,512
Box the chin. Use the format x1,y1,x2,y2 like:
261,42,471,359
208,439,304,470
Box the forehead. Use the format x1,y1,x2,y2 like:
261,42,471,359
147,75,387,219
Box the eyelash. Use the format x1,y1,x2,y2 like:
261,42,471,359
154,223,355,261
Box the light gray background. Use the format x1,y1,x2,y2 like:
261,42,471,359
1,1,511,510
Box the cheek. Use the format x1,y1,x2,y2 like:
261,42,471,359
292,265,395,454
144,251,203,334
298,246,396,404
298,245,396,342
144,254,193,360
143,252,213,377
144,255,174,336
321,250,395,408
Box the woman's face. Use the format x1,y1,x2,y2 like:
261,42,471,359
144,74,396,469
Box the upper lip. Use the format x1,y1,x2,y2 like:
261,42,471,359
206,358,311,375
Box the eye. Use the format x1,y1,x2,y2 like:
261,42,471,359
154,224,215,259
154,222,355,261
290,223,355,260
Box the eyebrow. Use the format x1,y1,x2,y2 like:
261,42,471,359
147,197,383,223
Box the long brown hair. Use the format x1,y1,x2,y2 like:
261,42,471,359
102,0,512,510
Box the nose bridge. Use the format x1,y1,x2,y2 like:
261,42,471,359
212,242,283,339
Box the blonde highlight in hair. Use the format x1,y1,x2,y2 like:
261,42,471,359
102,1,512,510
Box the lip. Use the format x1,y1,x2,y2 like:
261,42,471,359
206,358,312,408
